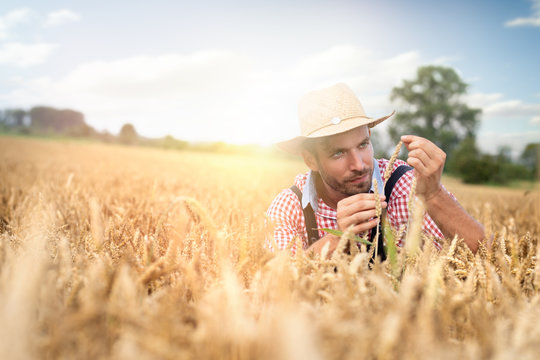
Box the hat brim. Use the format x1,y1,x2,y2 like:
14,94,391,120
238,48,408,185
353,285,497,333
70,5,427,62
276,111,395,155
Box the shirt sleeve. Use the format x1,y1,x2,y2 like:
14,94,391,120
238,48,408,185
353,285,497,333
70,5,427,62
265,189,305,255
386,168,445,250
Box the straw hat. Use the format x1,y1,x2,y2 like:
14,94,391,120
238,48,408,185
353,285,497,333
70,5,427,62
277,83,394,154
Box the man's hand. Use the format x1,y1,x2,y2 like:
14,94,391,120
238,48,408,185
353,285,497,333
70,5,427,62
401,134,485,253
336,193,387,233
307,193,386,258
401,135,446,201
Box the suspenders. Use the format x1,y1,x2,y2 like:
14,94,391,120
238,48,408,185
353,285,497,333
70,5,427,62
290,165,413,261
370,165,413,261
289,185,320,246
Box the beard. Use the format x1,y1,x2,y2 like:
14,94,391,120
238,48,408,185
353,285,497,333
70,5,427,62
317,166,374,196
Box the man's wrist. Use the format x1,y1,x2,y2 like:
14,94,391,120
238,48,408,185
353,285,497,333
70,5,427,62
422,184,443,203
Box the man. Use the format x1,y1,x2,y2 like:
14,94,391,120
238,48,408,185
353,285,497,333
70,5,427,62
267,83,485,257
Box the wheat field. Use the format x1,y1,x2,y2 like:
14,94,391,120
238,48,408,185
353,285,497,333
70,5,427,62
0,136,539,360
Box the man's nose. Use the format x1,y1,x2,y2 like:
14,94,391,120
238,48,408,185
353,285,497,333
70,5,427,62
348,149,365,171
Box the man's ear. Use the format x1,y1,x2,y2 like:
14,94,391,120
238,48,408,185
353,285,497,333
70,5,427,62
301,149,319,172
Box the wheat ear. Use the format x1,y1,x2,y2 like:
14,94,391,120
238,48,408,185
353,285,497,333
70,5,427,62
383,140,403,186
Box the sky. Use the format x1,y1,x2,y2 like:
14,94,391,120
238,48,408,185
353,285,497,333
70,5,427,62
0,0,539,156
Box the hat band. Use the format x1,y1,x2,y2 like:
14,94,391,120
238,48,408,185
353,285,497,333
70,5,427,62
305,115,371,136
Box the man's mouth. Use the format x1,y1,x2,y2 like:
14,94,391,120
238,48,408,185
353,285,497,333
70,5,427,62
347,174,369,184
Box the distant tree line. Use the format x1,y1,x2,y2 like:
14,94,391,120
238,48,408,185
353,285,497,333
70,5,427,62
0,106,282,157
447,138,539,184
1,106,157,145
1,106,106,139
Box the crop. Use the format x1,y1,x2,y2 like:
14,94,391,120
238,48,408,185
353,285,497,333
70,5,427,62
0,136,539,359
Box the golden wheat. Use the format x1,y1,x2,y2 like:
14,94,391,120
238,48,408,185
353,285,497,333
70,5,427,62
0,136,539,359
383,140,403,185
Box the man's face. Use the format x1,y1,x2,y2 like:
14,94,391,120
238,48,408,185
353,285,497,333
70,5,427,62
308,126,374,197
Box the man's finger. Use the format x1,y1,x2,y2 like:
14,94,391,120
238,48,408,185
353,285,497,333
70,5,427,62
340,196,386,213
400,134,417,144
351,209,379,224
339,193,384,205
407,157,428,175
351,218,379,234
339,203,386,222
407,148,432,168
402,135,443,156
338,194,385,212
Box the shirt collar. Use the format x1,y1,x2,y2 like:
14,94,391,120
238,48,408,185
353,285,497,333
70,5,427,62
302,159,383,212
302,170,319,211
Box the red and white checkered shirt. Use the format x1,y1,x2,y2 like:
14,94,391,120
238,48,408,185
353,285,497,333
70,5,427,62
266,158,445,254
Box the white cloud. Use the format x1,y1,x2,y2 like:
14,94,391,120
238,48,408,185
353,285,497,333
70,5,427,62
477,130,540,156
431,55,461,66
293,45,423,97
0,42,59,67
1,42,534,155
461,92,540,155
0,8,32,39
381,51,423,87
0,49,276,142
465,92,504,108
505,0,540,27
58,50,252,97
294,45,375,83
465,92,540,125
484,99,540,119
44,9,80,27
8,44,527,150
1,45,440,143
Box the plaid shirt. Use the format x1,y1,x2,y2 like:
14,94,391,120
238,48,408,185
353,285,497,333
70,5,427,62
266,158,445,254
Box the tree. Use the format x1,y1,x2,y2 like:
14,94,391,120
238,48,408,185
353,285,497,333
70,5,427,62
6,109,27,127
388,66,481,158
446,136,478,174
449,138,532,184
520,143,539,180
118,123,138,145
30,106,86,133
446,136,491,183
491,146,528,184
1,108,28,127
160,135,188,150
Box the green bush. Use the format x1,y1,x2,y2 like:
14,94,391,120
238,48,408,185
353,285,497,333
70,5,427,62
448,138,533,184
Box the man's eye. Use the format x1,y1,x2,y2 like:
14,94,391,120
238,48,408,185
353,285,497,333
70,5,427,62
359,142,369,149
331,151,343,158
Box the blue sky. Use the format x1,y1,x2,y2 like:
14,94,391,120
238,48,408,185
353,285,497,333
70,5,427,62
0,0,539,156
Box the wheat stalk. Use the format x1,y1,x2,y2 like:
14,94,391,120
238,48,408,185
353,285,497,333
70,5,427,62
408,176,417,214
383,140,403,186
1,136,539,360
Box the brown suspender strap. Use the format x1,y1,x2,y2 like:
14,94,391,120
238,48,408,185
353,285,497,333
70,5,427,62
290,185,320,246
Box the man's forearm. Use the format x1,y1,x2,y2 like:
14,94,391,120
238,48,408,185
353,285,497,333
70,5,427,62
424,189,485,253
